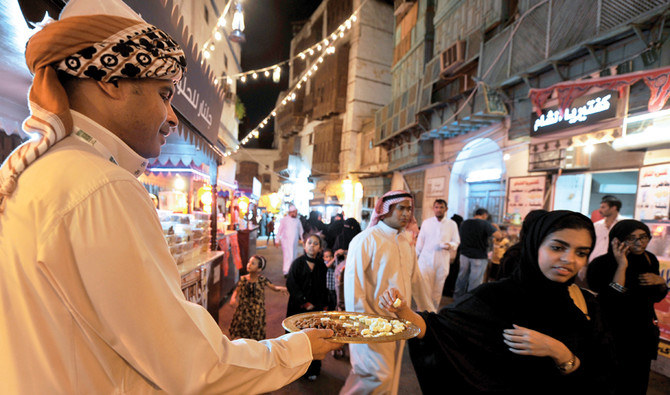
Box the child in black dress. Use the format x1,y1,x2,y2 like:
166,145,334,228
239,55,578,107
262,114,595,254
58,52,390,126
286,233,328,381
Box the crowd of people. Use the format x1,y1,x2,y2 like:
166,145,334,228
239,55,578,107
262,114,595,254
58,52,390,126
256,191,667,394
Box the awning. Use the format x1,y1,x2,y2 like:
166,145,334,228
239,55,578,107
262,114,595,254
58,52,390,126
529,65,670,116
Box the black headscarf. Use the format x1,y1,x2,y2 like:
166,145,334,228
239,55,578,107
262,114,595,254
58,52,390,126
409,211,612,394
605,220,651,255
499,209,548,278
333,218,361,251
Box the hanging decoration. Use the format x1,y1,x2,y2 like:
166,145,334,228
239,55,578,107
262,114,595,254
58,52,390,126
224,10,361,157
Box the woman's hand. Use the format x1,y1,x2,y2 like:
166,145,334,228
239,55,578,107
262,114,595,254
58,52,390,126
378,288,408,314
378,288,428,338
639,273,666,286
302,302,315,311
611,238,629,268
503,324,574,365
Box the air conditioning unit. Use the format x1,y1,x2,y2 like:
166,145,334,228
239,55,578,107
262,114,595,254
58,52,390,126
440,41,466,78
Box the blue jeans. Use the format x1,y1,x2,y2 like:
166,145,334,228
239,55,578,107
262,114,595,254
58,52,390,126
453,256,488,298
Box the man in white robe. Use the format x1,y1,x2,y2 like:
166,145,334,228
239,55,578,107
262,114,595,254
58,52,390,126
341,190,433,395
0,1,338,392
278,205,304,275
416,199,460,311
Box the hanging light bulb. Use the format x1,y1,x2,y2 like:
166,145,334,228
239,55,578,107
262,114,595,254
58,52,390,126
218,15,226,27
352,15,357,22
340,25,346,32
209,43,215,51
241,75,247,83
345,20,352,29
213,79,219,85
312,65,318,71
339,31,344,38
229,2,246,43
264,70,270,77
227,77,233,85
203,50,211,59
299,52,306,60
290,93,296,101
308,48,314,56
297,82,302,89
302,76,307,82
272,67,281,83
317,44,322,51
282,99,287,105
307,70,312,76
214,31,223,41
331,33,337,41
271,111,277,116
252,72,258,79
318,57,324,63
324,38,329,45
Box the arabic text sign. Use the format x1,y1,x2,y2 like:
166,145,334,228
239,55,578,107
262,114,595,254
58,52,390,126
530,91,618,135
506,176,546,219
635,163,670,220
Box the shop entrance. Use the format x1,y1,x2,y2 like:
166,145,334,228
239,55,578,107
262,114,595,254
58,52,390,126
467,180,506,221
449,138,505,221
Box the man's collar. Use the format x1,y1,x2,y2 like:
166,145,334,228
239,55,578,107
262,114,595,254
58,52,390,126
378,220,403,235
71,110,149,178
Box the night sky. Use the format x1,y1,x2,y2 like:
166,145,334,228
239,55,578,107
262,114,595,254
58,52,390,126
235,0,322,149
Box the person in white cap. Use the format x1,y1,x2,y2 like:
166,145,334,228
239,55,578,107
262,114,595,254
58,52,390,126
0,1,338,393
277,204,304,276
341,190,432,395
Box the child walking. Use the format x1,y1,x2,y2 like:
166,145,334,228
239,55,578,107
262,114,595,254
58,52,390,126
286,233,328,381
229,255,288,340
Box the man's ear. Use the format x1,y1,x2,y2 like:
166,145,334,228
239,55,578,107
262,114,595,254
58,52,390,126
95,80,127,100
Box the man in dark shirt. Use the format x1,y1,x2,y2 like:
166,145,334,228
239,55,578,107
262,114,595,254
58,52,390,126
454,208,502,298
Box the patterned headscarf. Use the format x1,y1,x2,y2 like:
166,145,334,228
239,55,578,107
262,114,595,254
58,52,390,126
0,12,186,211
368,190,414,229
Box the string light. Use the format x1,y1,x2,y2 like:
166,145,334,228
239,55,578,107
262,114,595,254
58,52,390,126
225,7,363,155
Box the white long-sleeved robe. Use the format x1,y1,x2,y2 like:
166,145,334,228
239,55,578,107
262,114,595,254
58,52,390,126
277,215,303,275
341,221,433,395
0,111,313,394
416,216,460,311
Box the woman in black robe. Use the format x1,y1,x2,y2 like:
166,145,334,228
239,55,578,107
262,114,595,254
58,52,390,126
379,210,614,394
587,220,668,395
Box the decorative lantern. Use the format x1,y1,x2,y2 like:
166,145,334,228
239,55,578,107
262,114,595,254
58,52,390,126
229,2,245,43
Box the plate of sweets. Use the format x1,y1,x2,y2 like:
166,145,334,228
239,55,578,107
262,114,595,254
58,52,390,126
282,310,421,343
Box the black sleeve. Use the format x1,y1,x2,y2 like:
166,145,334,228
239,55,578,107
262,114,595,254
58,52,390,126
646,253,669,303
286,258,307,305
586,256,617,294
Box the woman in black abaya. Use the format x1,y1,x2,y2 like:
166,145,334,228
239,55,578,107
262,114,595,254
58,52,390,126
587,220,668,394
379,211,614,394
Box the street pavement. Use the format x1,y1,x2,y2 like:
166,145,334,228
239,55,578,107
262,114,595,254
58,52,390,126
219,236,670,394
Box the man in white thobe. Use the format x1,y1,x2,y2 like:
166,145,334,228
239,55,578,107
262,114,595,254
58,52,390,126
342,190,432,395
278,205,304,276
416,199,460,311
0,1,338,392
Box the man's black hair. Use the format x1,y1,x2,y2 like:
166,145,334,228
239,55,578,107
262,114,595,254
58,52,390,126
601,196,622,212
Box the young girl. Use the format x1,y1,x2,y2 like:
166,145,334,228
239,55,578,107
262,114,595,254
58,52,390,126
229,255,288,341
324,249,337,311
286,233,328,380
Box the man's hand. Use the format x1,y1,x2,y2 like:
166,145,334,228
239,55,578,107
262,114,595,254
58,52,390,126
302,328,341,359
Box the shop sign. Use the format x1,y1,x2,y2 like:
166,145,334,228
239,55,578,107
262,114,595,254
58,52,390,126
635,162,670,220
530,91,618,136
506,176,547,220
125,0,224,146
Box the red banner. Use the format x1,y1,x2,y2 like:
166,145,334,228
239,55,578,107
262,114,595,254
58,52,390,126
529,65,670,116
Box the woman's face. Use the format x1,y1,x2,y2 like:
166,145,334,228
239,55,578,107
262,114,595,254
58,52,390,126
623,229,650,255
538,228,592,283
305,236,321,257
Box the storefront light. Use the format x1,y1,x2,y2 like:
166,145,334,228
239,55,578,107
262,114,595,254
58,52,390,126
503,153,511,161
174,177,186,190
465,169,502,183
584,143,595,154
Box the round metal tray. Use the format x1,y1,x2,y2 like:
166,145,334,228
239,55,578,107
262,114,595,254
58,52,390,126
282,311,421,343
